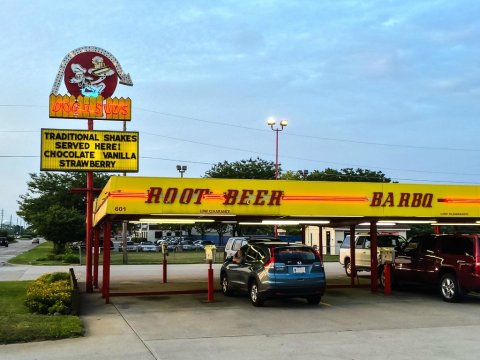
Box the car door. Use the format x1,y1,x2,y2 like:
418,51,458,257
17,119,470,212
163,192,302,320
413,236,438,283
355,236,370,268
394,236,432,283
226,245,250,291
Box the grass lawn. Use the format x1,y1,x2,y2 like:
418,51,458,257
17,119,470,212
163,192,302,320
0,281,84,344
9,242,339,266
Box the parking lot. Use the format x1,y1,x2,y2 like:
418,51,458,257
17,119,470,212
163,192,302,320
2,262,480,359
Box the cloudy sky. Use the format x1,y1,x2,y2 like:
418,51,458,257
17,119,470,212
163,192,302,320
1,0,480,224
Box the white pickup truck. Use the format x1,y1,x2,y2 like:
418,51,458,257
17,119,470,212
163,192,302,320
339,234,405,276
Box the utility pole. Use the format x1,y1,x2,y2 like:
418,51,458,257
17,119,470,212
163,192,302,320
0,209,3,230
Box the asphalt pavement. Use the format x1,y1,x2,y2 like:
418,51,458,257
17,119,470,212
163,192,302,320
1,262,480,360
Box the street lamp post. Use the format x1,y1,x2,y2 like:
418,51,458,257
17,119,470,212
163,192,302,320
267,117,288,180
298,169,309,179
176,165,187,178
267,117,288,238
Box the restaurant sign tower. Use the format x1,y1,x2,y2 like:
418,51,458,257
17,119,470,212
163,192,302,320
47,46,134,292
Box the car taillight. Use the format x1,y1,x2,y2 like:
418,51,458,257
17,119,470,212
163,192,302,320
264,246,275,269
475,256,480,275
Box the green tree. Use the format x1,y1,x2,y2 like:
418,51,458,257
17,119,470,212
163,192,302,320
204,157,277,179
212,223,229,245
193,223,213,240
17,172,110,254
307,168,392,183
280,170,303,180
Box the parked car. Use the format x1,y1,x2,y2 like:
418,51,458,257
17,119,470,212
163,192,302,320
138,241,158,252
388,234,480,302
193,240,214,250
339,234,405,276
220,241,326,306
70,241,86,250
180,240,195,251
119,241,138,252
224,237,249,258
0,237,8,247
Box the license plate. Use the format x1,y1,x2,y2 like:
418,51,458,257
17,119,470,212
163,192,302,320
293,267,305,274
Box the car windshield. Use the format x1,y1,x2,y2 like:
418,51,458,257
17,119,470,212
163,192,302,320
377,236,401,247
341,236,351,248
274,247,319,265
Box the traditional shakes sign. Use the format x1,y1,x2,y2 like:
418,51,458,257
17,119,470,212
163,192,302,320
41,129,139,172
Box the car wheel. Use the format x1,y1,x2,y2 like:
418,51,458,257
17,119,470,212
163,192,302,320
306,295,321,305
249,280,264,307
344,258,352,276
440,273,463,303
221,273,233,296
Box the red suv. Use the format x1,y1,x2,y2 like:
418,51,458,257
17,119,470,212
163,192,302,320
390,234,480,302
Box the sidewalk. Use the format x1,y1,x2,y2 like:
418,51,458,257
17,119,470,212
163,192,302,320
2,290,157,360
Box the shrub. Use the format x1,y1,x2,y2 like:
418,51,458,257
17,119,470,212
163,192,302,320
63,254,80,264
25,272,73,315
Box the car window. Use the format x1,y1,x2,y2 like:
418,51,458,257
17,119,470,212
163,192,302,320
403,237,421,254
356,236,368,249
233,240,243,251
275,247,319,265
441,236,473,256
244,246,258,263
245,245,269,263
341,236,351,248
420,236,436,252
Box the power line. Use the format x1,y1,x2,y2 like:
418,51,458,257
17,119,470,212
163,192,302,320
1,104,480,182
2,103,480,153
2,129,480,179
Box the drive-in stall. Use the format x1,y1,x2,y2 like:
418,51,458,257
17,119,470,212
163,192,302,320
92,176,480,302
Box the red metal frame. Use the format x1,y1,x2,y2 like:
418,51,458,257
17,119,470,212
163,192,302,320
102,221,111,303
318,226,323,262
93,227,100,288
85,120,94,293
370,222,378,292
349,224,357,286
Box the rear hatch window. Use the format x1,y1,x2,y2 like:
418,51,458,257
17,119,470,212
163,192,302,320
274,247,319,265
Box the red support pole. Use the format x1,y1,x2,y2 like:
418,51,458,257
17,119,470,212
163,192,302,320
207,260,214,302
93,227,100,289
102,225,106,298
85,119,94,293
318,226,323,262
384,262,391,296
370,222,378,292
163,253,167,283
103,221,111,304
349,224,356,286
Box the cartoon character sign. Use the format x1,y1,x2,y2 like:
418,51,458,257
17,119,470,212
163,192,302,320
64,52,118,98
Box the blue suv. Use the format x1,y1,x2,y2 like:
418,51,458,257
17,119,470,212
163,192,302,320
220,241,326,306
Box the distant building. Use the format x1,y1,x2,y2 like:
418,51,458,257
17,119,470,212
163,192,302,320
305,224,410,255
